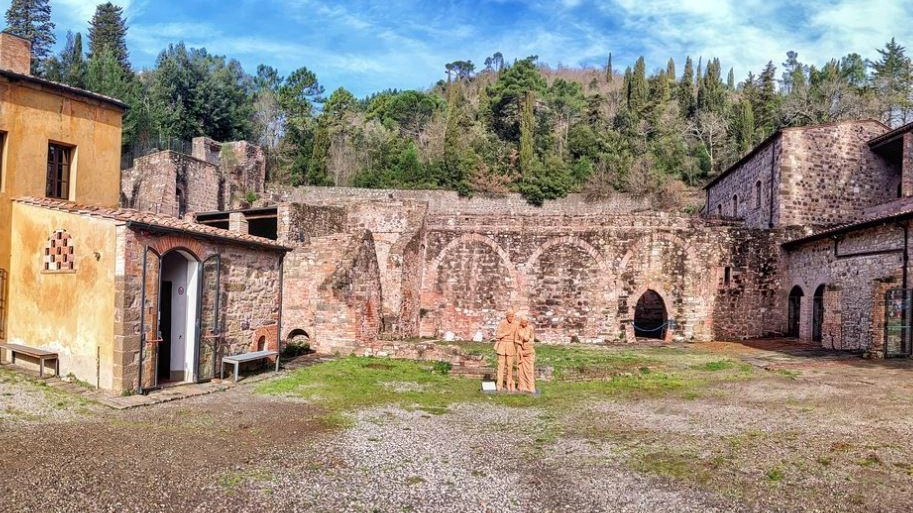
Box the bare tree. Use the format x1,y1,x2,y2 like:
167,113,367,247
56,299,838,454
687,110,729,174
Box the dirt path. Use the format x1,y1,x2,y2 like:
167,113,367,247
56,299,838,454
3,342,913,512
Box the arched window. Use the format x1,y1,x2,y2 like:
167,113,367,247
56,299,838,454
43,229,75,273
717,204,722,216
732,194,738,217
755,180,762,208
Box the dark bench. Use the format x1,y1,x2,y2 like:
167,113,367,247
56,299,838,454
220,350,279,382
0,343,60,378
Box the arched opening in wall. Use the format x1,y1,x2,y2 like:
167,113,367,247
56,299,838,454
256,336,266,352
157,249,201,384
787,286,804,338
634,290,667,339
284,329,312,357
812,285,826,342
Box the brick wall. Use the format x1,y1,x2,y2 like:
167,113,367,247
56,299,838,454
121,151,222,216
280,230,382,354
417,213,782,343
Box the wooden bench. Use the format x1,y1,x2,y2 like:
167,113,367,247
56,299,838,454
220,350,279,383
0,343,59,378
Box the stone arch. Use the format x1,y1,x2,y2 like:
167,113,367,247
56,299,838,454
421,233,518,339
617,232,694,318
787,285,805,338
633,289,668,339
425,233,520,300
250,324,279,352
522,236,612,338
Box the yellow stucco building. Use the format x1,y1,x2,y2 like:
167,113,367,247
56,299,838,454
0,32,126,341
0,32,288,392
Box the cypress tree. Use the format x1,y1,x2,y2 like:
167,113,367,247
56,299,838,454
727,67,735,89
628,56,649,115
734,98,755,152
519,91,536,176
4,0,55,75
89,2,130,72
666,58,676,80
605,52,613,82
443,81,467,187
678,56,695,116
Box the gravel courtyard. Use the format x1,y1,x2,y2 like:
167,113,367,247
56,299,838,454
3,340,913,513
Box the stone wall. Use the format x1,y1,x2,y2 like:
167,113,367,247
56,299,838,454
280,230,383,355
115,230,283,392
121,151,222,216
778,121,896,227
705,139,779,228
417,213,783,343
785,222,911,352
121,139,267,218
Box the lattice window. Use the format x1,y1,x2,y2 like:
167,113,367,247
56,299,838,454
44,230,75,272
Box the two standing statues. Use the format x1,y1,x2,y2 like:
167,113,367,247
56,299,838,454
493,309,536,393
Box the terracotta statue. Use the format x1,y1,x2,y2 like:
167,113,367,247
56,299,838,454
516,316,536,393
493,308,518,391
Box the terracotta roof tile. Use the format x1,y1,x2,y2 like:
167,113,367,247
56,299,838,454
13,196,290,251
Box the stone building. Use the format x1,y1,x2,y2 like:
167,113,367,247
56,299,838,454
0,33,288,393
5,20,913,394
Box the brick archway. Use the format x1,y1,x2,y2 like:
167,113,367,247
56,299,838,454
250,324,279,352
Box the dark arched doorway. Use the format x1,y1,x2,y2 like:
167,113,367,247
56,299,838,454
634,289,667,339
788,286,804,338
812,285,825,342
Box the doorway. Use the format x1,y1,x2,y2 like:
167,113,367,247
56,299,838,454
812,285,825,342
788,286,804,338
158,250,200,383
634,289,667,339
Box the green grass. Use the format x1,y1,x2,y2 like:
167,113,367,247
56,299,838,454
256,346,753,426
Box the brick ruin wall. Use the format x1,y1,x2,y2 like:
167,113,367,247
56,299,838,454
777,121,897,227
277,193,787,349
114,230,283,392
417,213,784,343
280,230,382,355
121,139,267,218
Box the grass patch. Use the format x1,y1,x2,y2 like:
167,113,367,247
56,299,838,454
216,467,275,491
693,360,734,371
766,466,785,482
632,451,712,483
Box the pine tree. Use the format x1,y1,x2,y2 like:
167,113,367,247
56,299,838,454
666,58,676,80
872,38,913,126
4,0,55,75
46,31,87,88
89,2,130,72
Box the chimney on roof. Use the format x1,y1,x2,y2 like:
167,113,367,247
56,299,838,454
0,32,31,75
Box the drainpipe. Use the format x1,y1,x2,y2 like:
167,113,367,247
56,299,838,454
768,142,777,229
277,254,285,355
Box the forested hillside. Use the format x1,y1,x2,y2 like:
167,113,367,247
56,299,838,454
8,0,913,205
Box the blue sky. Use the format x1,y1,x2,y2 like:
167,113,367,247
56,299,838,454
5,0,913,97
